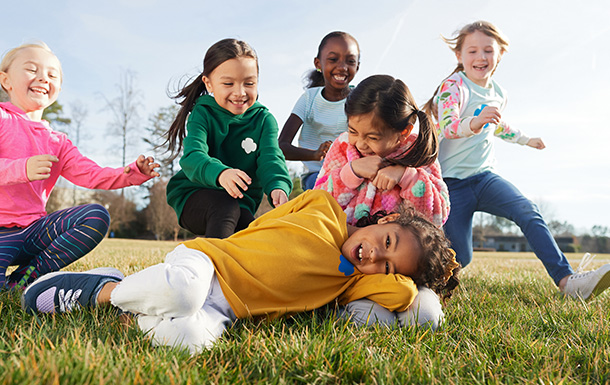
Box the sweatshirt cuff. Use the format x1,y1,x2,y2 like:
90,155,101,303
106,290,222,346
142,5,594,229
340,162,364,189
457,117,476,137
398,167,418,189
517,135,531,145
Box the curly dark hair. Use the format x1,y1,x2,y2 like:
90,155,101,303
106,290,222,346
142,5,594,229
355,205,460,302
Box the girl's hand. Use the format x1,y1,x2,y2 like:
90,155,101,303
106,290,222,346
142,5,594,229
527,137,545,150
350,156,383,180
133,155,161,177
26,154,58,181
372,165,405,191
313,141,332,161
270,189,288,208
219,168,252,199
470,106,501,134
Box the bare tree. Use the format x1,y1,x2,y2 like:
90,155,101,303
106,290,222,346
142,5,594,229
103,69,142,169
91,190,138,237
68,101,89,205
145,104,180,176
144,180,181,240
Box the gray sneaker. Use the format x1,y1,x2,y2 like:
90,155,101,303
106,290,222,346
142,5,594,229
21,267,124,314
563,253,610,300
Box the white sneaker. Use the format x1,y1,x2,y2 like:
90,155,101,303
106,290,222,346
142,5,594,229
563,253,610,300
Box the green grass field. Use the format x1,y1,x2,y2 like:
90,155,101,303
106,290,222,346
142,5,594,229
1,239,609,384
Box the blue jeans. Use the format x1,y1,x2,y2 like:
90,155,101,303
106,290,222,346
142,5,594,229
301,172,319,191
443,171,573,286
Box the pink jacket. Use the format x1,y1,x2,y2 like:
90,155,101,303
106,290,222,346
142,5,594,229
314,132,449,227
0,102,152,228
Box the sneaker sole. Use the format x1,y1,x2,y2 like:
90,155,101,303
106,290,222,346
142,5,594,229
590,265,610,299
21,268,124,311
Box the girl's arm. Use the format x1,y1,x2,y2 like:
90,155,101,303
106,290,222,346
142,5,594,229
314,134,364,198
179,106,231,188
339,274,418,313
436,77,477,139
59,142,154,189
395,159,450,227
279,113,331,161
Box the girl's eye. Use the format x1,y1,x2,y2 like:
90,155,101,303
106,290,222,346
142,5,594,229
386,236,390,248
385,261,390,275
223,83,233,86
328,58,337,62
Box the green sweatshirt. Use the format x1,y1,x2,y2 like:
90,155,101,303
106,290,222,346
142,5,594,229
167,95,292,220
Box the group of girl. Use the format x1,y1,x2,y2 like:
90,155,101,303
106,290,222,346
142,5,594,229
4,20,610,354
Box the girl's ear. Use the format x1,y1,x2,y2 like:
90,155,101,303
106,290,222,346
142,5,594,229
201,74,213,94
313,57,321,72
377,213,400,224
0,72,12,92
455,50,462,65
401,124,414,139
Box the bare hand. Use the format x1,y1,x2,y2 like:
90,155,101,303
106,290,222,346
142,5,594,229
372,165,405,191
133,155,161,177
470,106,501,134
26,154,58,181
270,189,288,207
219,168,252,199
313,141,332,161
350,156,384,180
527,137,545,150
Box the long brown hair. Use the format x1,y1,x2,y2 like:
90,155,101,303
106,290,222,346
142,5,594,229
423,21,509,117
162,39,258,160
345,74,438,168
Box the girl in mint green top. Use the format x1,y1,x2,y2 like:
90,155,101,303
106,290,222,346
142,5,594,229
163,39,292,238
424,21,610,301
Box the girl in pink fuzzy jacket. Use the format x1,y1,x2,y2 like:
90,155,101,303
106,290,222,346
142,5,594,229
314,74,449,228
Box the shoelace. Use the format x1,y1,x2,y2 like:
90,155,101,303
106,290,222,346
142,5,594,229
575,252,597,274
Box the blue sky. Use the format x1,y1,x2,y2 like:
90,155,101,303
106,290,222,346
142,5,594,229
2,0,609,232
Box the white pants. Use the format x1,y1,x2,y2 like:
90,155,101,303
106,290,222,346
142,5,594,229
110,245,236,354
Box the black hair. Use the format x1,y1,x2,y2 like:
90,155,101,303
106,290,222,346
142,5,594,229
345,74,438,168
303,31,360,89
162,39,258,160
356,206,460,302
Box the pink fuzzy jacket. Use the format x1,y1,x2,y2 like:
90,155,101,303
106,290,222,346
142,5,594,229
0,102,152,228
314,132,449,227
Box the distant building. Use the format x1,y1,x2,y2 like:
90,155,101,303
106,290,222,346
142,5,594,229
473,234,576,253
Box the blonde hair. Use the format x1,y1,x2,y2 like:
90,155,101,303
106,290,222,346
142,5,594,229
424,21,509,116
443,20,509,75
0,42,62,91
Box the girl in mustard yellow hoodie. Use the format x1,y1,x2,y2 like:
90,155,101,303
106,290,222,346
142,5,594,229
22,190,459,354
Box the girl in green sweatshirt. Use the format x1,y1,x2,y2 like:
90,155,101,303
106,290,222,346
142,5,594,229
163,38,292,238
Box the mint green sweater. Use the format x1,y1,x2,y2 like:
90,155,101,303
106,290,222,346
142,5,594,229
167,95,292,220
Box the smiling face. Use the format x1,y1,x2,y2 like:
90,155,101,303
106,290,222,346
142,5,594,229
314,36,359,101
456,30,503,87
202,56,258,115
347,112,402,158
0,47,62,119
342,215,421,276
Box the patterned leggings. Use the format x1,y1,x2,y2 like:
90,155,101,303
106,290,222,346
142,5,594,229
0,204,110,289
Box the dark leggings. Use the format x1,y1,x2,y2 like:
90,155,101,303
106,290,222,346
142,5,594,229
179,189,254,239
0,204,110,288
